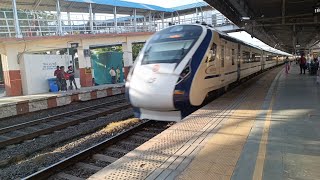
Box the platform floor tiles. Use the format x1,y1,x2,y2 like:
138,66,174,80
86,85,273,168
89,64,320,180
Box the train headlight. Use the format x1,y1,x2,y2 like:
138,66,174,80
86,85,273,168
176,65,191,84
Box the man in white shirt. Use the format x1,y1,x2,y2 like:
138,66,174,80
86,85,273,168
109,67,116,84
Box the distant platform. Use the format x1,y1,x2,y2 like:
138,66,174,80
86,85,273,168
0,84,125,119
88,64,320,180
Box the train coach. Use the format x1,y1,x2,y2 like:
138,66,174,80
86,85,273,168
125,24,287,121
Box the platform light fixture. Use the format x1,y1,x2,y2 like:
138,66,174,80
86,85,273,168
241,17,250,21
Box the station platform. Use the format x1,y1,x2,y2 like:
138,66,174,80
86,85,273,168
89,64,320,180
0,84,125,119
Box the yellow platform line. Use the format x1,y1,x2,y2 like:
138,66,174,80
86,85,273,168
252,90,276,180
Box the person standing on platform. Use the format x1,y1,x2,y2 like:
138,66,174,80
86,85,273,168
317,60,320,84
54,66,61,91
109,67,116,84
285,57,290,74
299,54,306,74
67,66,78,90
59,66,67,91
116,66,121,83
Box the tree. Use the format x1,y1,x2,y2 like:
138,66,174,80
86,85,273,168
132,43,145,61
93,46,123,55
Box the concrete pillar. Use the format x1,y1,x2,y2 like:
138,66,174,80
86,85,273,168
12,0,22,38
114,6,118,33
1,48,22,96
148,11,152,32
161,12,165,29
133,9,137,32
171,12,174,23
122,42,133,78
56,0,63,36
77,45,92,87
67,12,73,27
89,3,94,34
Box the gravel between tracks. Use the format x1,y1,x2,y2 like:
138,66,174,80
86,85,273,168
0,109,134,179
0,94,125,129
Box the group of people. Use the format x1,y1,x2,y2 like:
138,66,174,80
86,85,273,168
297,54,319,75
54,66,78,92
296,54,320,84
109,66,121,84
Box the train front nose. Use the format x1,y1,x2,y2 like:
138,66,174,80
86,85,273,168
128,64,178,111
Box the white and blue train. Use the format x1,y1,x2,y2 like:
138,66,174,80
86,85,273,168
126,24,287,121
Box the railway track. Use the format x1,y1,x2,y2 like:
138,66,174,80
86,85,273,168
0,98,129,149
22,121,171,180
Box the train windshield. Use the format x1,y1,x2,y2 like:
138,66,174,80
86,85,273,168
141,25,203,64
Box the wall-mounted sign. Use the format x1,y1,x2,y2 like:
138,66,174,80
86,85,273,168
85,68,92,74
70,43,79,48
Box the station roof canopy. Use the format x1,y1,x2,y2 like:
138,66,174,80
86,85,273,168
1,0,174,14
2,0,212,15
172,1,213,14
205,0,320,53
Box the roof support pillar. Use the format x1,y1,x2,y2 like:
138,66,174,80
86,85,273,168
56,0,63,36
176,11,180,24
133,9,137,32
161,12,165,29
171,12,173,23
282,0,286,24
293,25,297,53
12,0,22,38
89,3,94,34
148,11,152,32
114,6,118,33
67,12,71,26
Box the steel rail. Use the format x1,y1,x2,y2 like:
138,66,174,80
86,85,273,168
0,97,126,134
0,102,130,148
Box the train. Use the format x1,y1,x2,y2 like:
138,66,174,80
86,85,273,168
125,24,288,121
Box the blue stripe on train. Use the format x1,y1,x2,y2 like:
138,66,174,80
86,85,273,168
174,29,213,118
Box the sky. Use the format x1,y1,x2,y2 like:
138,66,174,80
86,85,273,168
124,0,202,8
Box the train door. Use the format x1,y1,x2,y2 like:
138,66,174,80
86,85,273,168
237,44,241,81
261,50,264,70
220,41,225,85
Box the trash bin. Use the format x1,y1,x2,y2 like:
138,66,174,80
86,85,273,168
48,78,58,92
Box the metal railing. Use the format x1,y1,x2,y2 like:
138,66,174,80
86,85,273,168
0,10,232,38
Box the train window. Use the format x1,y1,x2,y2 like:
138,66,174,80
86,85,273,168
242,51,250,63
207,43,217,62
221,45,225,67
141,25,203,64
251,54,255,63
254,54,261,62
231,49,235,65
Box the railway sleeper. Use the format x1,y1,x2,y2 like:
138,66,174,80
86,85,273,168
56,172,85,180
76,162,102,171
92,154,117,163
